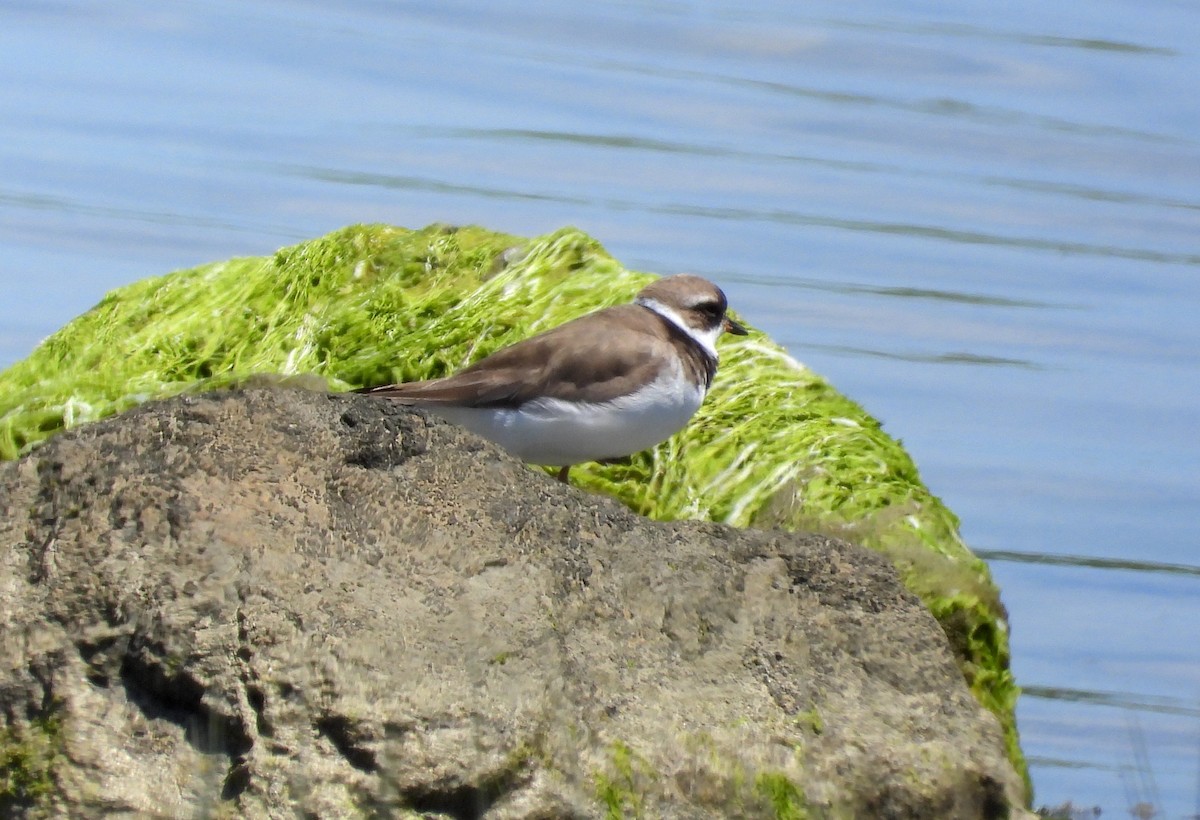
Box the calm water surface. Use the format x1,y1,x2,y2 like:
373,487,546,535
3,1,1199,814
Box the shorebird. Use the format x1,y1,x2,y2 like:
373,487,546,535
356,274,747,482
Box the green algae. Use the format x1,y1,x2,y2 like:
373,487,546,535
0,222,1026,794
0,713,63,812
593,738,811,819
754,771,810,820
594,740,653,819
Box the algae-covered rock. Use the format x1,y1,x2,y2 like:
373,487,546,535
0,223,1024,790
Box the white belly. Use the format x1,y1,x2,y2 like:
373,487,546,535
427,370,706,467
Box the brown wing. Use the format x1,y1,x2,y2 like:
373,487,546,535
358,305,677,408
356,370,524,407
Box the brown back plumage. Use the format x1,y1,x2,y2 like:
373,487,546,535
356,273,745,408
358,303,711,408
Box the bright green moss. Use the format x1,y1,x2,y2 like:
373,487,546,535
0,223,1026,795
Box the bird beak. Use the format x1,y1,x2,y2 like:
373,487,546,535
723,316,748,336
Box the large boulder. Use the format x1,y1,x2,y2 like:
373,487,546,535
0,226,1023,785
0,388,1027,818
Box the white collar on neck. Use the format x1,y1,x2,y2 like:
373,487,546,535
636,296,720,361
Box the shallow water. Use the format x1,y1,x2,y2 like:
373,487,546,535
3,1,1199,813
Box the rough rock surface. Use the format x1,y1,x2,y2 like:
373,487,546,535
0,388,1027,818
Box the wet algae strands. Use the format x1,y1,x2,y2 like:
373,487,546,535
0,223,1026,791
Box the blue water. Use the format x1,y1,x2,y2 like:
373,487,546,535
3,2,1199,814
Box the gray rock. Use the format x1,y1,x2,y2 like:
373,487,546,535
0,388,1028,818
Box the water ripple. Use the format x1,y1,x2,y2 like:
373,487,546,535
979,548,1200,579
1024,684,1200,719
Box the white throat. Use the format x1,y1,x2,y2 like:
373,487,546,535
636,296,721,361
